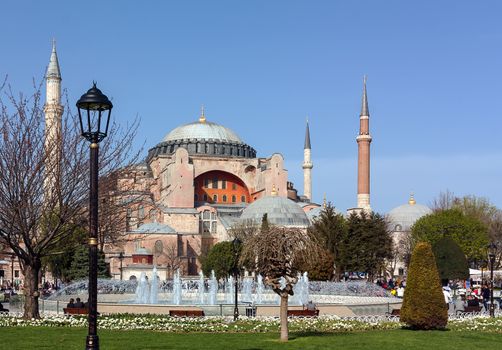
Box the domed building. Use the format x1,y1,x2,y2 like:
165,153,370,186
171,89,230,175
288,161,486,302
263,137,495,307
387,194,432,276
107,108,314,279
239,189,311,227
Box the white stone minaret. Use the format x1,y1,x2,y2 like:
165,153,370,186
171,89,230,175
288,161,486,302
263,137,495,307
44,40,63,194
356,76,372,211
302,119,313,201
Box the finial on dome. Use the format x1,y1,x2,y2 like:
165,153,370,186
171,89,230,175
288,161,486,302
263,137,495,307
409,193,416,205
271,184,278,196
323,193,327,209
199,105,206,123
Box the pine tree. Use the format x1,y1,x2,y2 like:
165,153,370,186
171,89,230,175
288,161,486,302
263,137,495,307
67,246,110,281
401,241,448,330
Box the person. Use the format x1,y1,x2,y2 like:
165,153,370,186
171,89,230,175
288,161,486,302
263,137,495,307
481,285,490,311
66,298,75,308
0,302,9,313
397,285,405,298
74,298,85,308
454,295,466,313
442,286,452,309
306,300,316,311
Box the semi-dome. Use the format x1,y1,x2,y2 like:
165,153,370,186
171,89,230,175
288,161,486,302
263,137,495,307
240,194,310,227
148,112,256,160
387,195,432,232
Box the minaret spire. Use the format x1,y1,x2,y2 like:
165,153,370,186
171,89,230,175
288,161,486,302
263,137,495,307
44,40,64,199
302,117,313,201
356,75,372,211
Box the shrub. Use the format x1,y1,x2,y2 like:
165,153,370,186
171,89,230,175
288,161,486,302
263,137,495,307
400,241,447,330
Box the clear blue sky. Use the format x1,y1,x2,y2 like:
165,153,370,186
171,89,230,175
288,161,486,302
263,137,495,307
1,0,501,213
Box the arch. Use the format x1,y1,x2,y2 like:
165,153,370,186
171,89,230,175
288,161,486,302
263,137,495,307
194,170,250,205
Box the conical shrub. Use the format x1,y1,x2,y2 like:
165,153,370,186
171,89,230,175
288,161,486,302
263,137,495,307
400,241,447,329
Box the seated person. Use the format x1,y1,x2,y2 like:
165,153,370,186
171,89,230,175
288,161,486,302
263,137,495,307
66,298,75,308
467,295,480,307
0,302,9,313
454,295,466,312
74,298,85,308
305,300,316,311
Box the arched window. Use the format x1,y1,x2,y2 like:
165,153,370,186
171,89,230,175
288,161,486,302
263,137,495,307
203,194,208,202
222,195,227,202
232,195,236,203
394,224,402,232
221,180,227,189
213,194,218,202
241,195,246,203
149,209,157,223
138,205,145,219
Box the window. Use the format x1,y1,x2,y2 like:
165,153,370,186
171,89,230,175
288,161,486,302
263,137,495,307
222,195,227,202
212,178,218,189
14,270,20,278
194,194,198,201
204,178,209,188
203,194,208,202
213,194,218,202
398,268,404,276
394,224,402,232
241,195,246,203
199,210,217,235
232,183,237,190
149,209,157,222
221,180,227,189
232,195,236,203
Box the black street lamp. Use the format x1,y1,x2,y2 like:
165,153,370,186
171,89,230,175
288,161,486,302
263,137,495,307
119,252,124,281
77,83,113,350
487,242,497,318
232,237,241,321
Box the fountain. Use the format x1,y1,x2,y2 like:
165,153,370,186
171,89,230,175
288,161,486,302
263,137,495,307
226,275,234,304
256,274,264,304
172,269,182,305
197,271,205,305
135,272,149,304
208,270,218,305
242,271,253,302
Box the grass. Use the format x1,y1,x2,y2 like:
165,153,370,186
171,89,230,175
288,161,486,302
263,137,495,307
0,327,502,350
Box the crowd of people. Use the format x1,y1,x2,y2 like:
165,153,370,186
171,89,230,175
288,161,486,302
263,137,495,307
377,278,406,298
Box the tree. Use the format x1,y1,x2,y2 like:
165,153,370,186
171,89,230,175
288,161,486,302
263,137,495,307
401,242,447,330
67,245,110,281
309,203,347,280
0,83,138,318
297,247,334,281
343,211,393,280
201,241,240,280
411,209,488,262
432,237,469,284
240,226,317,342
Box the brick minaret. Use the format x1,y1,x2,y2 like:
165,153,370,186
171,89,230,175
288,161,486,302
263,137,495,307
44,40,64,195
302,119,313,201
356,76,372,210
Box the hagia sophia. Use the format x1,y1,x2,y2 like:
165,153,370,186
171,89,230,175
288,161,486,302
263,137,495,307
0,44,433,286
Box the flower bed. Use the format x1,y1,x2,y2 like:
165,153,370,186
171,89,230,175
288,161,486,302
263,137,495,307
0,313,501,333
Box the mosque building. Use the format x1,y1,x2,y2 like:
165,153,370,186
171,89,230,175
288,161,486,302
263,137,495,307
0,43,433,284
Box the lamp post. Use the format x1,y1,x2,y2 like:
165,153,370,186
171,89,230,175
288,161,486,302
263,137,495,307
77,83,113,350
488,242,497,318
119,252,124,281
232,237,241,321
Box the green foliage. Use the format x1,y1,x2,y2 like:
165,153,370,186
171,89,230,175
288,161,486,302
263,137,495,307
342,211,393,279
201,241,240,279
67,245,110,281
432,237,469,282
401,242,448,330
411,208,489,261
309,204,347,278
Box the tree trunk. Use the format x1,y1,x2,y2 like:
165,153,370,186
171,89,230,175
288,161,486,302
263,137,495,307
23,260,41,319
280,294,289,342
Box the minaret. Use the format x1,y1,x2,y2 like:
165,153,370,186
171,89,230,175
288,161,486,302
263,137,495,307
44,40,64,194
356,76,372,210
302,118,313,201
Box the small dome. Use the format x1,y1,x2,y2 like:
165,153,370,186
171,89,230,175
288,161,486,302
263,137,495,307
240,196,310,227
387,195,432,232
134,247,152,255
163,121,244,144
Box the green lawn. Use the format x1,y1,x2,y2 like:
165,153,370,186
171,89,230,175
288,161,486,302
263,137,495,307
0,327,501,350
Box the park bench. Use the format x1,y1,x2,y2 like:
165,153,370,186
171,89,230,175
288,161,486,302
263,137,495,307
169,309,205,317
63,307,88,315
287,309,319,317
385,308,400,316
456,305,482,315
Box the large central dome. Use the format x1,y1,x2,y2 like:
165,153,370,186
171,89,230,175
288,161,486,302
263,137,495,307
163,121,244,144
148,112,257,160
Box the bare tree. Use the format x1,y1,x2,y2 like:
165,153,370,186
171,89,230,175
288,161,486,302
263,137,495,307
240,226,317,342
0,83,139,318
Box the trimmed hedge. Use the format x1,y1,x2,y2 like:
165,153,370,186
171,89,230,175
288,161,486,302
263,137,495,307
401,241,447,330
